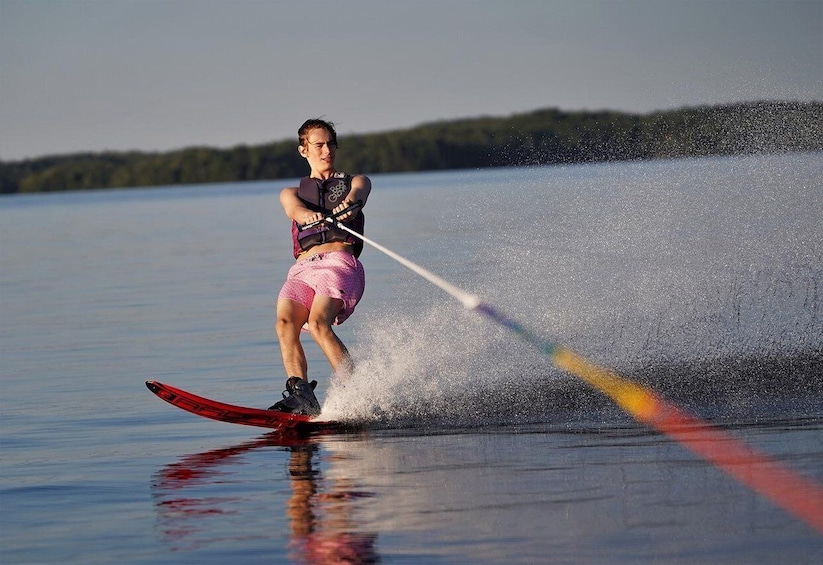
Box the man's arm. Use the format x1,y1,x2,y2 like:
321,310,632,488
333,175,371,220
280,187,319,225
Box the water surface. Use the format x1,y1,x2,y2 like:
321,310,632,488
1,153,821,563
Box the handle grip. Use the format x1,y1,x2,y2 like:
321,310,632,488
297,200,363,232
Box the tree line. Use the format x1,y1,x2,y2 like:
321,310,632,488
1,101,820,194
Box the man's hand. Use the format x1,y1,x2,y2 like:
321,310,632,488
332,199,359,221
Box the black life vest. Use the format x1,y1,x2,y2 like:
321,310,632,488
291,172,365,258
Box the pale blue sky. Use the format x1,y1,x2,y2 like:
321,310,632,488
1,0,820,160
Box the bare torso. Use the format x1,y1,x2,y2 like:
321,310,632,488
296,241,354,261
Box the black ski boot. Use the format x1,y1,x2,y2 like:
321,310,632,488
268,377,321,416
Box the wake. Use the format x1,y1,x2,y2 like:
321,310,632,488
322,154,822,426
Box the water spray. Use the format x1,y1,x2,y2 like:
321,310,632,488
316,209,823,533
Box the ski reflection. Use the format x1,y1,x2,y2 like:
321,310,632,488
152,430,379,563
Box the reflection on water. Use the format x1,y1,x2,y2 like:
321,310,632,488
286,443,378,564
149,415,823,563
152,431,379,563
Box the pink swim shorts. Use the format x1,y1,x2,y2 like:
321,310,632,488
278,251,365,325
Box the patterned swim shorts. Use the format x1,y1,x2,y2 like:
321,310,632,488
277,251,366,325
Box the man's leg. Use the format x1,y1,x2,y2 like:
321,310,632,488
276,298,310,378
306,295,354,378
272,298,322,414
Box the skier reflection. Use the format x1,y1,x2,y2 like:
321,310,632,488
287,443,379,563
152,431,379,563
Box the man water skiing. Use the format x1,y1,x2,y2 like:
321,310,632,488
270,119,371,415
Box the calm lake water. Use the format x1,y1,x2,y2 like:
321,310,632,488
1,153,822,563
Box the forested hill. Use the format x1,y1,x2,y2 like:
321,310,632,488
2,101,820,194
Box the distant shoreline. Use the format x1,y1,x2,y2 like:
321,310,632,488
2,100,820,194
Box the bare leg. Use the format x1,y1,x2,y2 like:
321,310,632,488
276,298,310,378
306,295,354,378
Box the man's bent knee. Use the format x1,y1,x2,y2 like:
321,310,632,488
276,300,309,336
276,316,299,338
306,317,335,340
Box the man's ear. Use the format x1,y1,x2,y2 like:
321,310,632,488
298,144,307,157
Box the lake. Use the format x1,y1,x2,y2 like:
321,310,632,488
1,152,821,563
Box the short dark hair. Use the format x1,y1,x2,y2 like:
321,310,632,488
298,118,338,147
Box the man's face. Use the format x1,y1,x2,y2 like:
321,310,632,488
300,127,337,173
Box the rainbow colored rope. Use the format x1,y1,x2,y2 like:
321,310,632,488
334,219,823,533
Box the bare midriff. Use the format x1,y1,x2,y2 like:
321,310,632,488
297,241,354,261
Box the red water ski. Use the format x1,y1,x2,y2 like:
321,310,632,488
146,380,338,430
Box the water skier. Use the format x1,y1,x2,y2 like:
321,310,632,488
270,119,371,415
